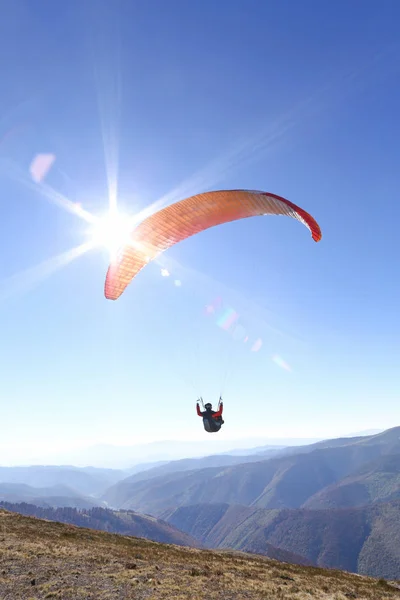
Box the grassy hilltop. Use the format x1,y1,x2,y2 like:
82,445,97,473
1,508,400,599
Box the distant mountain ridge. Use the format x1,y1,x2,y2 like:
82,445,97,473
0,482,105,509
0,465,126,496
25,437,322,468
304,453,400,509
112,449,284,487
101,427,400,515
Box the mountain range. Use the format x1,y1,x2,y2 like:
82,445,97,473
2,426,400,580
102,427,400,515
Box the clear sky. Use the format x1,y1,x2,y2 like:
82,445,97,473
0,0,399,466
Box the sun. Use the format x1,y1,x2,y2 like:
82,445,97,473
88,210,134,258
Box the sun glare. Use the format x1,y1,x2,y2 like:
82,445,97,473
88,210,134,258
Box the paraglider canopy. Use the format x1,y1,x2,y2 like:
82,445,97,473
104,189,322,300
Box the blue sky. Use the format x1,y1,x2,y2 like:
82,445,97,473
0,0,399,465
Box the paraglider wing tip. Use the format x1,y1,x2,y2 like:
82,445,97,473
306,215,322,242
262,192,322,243
104,287,117,300
104,265,121,300
312,229,322,242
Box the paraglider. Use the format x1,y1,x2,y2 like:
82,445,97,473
196,397,224,433
104,189,322,300
103,189,321,432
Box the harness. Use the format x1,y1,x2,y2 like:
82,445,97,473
199,397,224,432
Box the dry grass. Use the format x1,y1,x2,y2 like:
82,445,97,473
1,509,400,599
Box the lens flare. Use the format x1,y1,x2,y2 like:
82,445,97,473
30,153,56,183
216,307,239,331
203,296,264,353
272,354,291,371
251,338,263,352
